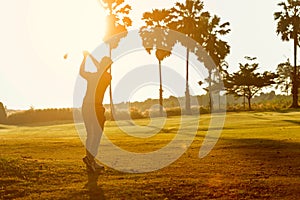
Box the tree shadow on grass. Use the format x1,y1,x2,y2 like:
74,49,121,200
0,124,10,129
274,108,300,113
222,137,300,155
282,119,300,126
204,137,300,199
219,137,300,178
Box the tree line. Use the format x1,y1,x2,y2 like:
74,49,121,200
0,92,293,125
0,106,73,125
102,0,299,114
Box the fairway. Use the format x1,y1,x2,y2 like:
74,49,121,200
1,112,300,199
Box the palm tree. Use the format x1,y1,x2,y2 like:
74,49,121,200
274,0,300,108
196,14,231,111
101,0,132,118
140,9,175,116
169,0,205,114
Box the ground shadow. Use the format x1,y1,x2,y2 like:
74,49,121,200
275,108,300,113
218,137,300,179
221,137,300,155
188,137,300,199
283,119,300,126
67,169,106,199
85,170,106,200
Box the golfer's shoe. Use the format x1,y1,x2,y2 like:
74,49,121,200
83,156,105,172
83,156,96,172
94,162,105,171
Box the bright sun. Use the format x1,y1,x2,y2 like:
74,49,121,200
27,0,106,68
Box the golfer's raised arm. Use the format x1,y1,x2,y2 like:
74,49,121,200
80,52,89,79
89,54,100,69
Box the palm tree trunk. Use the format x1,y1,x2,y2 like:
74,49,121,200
248,97,252,111
159,60,163,116
185,48,191,114
109,45,116,120
218,91,221,110
208,70,213,112
291,36,299,108
243,92,246,110
247,87,252,110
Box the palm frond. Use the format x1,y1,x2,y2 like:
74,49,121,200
112,0,125,10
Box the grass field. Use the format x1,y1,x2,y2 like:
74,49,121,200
1,111,300,199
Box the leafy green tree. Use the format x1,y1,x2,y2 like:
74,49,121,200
140,9,175,116
275,60,294,95
224,57,278,110
102,0,132,118
169,0,205,114
274,0,300,108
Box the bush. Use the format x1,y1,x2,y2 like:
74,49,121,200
6,108,73,125
166,107,181,116
0,102,7,124
130,107,146,119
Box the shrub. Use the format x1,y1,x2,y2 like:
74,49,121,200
130,107,145,119
0,102,7,124
166,107,181,117
6,108,73,125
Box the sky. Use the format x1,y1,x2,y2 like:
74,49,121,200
0,0,299,110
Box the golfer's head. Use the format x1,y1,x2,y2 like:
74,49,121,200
98,56,112,72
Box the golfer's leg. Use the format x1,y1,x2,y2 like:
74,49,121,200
90,120,104,158
90,106,106,159
86,126,94,161
82,105,95,161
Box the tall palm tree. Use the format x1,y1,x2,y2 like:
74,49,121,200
101,0,132,118
274,0,300,108
140,9,175,116
169,0,205,114
196,14,231,111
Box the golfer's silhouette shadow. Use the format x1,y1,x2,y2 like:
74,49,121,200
85,170,106,200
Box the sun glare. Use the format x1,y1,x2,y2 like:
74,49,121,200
27,0,106,68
